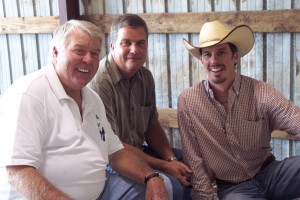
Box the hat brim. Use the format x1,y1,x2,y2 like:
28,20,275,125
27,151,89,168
183,25,254,59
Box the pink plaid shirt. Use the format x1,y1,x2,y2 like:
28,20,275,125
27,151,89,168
178,74,300,200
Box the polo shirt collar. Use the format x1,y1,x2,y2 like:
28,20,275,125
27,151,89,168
45,63,93,101
106,53,123,85
46,63,97,110
45,64,70,100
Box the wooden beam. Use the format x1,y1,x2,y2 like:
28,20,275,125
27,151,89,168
88,9,300,33
0,16,59,34
58,0,80,24
1,9,300,34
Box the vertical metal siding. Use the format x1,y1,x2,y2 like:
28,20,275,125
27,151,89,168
0,0,57,94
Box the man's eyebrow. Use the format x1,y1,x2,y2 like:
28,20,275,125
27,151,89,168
121,39,147,42
73,44,101,52
203,47,228,53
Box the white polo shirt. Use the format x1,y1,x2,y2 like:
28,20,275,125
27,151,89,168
0,64,123,200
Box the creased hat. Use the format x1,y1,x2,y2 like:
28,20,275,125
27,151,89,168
183,20,254,59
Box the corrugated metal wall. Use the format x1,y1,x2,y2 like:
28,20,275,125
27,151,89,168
0,0,299,159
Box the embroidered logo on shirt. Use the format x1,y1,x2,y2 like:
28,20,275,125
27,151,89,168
96,114,105,141
99,127,105,141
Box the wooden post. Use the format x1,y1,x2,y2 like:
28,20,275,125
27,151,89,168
58,0,80,24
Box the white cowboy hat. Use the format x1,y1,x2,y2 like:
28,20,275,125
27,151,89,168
183,20,254,59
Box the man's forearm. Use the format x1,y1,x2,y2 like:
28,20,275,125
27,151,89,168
145,121,174,160
122,142,166,171
6,165,71,200
109,149,155,184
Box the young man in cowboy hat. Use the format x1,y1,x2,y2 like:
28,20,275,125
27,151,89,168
178,20,300,200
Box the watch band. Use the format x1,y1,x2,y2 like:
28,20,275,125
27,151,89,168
167,156,177,162
144,172,164,185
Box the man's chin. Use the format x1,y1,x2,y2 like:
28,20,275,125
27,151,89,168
212,78,226,84
126,63,142,70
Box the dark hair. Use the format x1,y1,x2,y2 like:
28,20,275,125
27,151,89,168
110,14,149,43
199,42,238,56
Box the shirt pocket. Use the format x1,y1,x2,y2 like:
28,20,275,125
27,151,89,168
236,118,270,150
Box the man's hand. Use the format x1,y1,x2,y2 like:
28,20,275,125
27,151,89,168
160,160,192,186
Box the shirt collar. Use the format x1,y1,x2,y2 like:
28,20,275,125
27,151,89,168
46,63,70,100
46,63,92,102
106,53,123,85
204,73,241,98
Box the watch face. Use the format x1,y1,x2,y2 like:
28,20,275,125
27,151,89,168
159,173,164,181
167,156,177,162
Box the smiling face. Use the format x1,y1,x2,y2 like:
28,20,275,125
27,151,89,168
53,30,101,96
200,43,238,89
110,26,148,79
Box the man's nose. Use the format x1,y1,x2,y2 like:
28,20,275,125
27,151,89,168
130,43,139,54
83,52,93,63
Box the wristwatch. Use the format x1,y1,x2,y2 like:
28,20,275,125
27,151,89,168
144,172,164,185
167,156,177,162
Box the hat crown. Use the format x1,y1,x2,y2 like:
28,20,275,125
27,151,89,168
199,20,231,47
182,20,254,59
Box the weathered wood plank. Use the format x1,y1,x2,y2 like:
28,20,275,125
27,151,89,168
157,107,300,141
87,10,300,33
1,9,300,34
0,16,59,34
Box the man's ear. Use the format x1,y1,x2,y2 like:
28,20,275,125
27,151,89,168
110,42,114,51
51,46,58,64
233,51,239,60
53,46,58,56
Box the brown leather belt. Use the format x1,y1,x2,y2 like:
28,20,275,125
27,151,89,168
216,154,276,185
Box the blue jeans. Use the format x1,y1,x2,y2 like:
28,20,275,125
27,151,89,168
98,169,173,200
217,156,300,200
